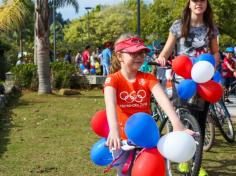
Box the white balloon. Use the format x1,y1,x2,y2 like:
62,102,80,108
191,61,214,83
157,131,196,163
83,69,89,75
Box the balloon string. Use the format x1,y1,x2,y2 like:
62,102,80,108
133,148,145,163
103,151,125,173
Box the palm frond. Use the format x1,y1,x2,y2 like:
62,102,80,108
0,0,29,31
50,0,79,13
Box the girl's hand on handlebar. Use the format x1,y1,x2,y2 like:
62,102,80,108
106,131,121,150
155,56,166,66
183,128,200,137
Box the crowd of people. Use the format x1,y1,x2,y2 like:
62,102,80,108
64,42,113,76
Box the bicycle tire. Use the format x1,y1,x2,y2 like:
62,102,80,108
213,102,235,143
203,113,215,152
176,108,203,176
229,81,236,95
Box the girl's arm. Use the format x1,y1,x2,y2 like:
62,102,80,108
225,62,235,72
156,32,176,66
151,84,196,136
104,86,121,150
210,37,220,65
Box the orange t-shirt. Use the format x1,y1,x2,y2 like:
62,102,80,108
104,71,159,139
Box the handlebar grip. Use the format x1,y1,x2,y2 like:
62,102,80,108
147,62,172,69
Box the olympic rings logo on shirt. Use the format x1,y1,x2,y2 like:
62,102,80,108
119,90,146,103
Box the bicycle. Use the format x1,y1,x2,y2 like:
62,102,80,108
148,62,203,176
209,99,235,141
228,79,236,96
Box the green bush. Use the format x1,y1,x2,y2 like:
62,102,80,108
10,62,77,90
11,64,38,90
51,62,77,89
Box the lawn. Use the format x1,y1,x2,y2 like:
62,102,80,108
0,89,235,176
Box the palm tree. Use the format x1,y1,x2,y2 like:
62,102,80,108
0,0,29,31
0,0,79,94
36,0,78,94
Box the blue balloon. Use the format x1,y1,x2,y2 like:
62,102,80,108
90,68,96,74
177,79,197,100
125,112,160,148
190,57,198,65
90,138,113,166
196,53,216,67
80,64,85,71
213,71,222,83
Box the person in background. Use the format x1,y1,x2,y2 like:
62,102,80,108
95,47,103,75
102,42,112,76
16,53,25,66
221,47,236,103
64,50,72,64
156,0,219,175
82,45,91,70
75,50,82,69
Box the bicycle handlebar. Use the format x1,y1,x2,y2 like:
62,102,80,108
147,61,172,69
105,140,137,151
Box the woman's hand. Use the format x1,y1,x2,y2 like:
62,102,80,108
106,130,121,150
155,56,166,66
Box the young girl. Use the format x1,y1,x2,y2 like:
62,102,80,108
156,0,219,175
104,33,195,176
222,47,236,103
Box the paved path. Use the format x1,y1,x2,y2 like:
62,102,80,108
226,95,236,121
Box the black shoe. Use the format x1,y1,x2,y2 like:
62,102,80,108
225,99,233,104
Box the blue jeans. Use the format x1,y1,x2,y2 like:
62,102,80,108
103,64,110,76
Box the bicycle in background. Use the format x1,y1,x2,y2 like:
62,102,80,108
204,98,235,151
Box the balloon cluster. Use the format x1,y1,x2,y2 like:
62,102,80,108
90,110,112,166
172,54,223,103
79,64,96,75
90,111,196,176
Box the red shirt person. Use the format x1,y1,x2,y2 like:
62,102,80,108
82,45,91,69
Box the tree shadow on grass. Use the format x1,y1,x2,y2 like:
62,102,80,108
0,90,22,157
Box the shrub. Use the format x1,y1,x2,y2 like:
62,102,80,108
50,62,77,89
11,64,38,90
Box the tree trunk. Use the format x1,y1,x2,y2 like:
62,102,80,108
36,0,51,94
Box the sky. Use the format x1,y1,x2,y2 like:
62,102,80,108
58,0,153,20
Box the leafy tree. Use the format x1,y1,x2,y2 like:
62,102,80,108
64,4,134,49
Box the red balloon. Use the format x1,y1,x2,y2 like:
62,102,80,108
91,110,109,137
131,148,165,176
172,55,193,79
197,80,223,103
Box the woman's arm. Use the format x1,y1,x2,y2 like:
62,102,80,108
156,32,176,66
104,86,121,150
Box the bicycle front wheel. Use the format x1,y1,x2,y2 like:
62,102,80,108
176,108,203,176
214,101,235,143
203,113,215,151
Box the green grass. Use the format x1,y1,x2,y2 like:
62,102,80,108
0,89,235,176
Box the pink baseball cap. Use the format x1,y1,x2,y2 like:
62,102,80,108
114,37,150,53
